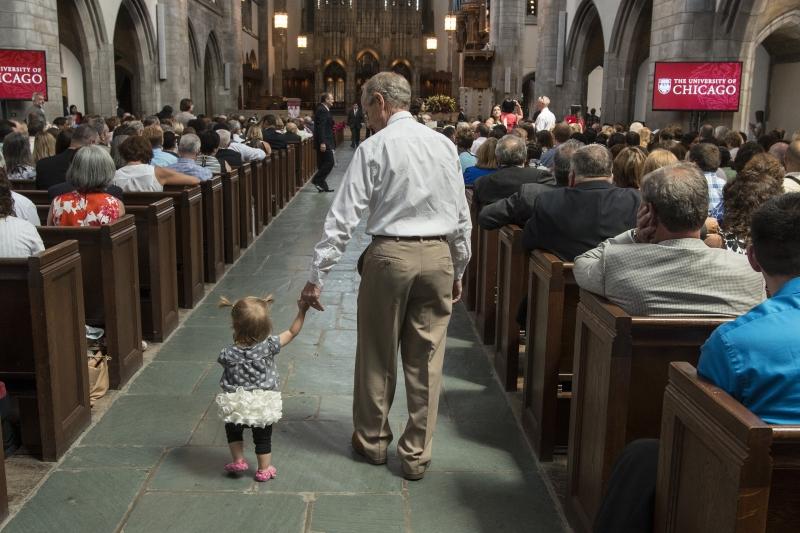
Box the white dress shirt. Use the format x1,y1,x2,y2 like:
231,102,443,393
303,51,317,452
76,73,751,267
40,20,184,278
534,107,556,131
230,141,266,162
0,216,44,258
784,172,800,193
11,192,41,226
309,110,472,288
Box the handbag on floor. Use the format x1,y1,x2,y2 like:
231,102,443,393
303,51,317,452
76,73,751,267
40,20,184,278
87,353,110,406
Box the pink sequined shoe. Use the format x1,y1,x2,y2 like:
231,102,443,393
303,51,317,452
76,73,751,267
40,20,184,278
224,459,249,473
254,465,277,482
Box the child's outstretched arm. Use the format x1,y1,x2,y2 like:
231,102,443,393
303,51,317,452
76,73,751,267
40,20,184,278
279,300,310,347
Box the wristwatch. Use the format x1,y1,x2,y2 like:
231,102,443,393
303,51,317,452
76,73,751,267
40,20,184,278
631,228,640,243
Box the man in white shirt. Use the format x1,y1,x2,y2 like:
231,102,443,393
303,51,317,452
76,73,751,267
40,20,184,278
301,72,472,481
783,140,800,193
534,96,556,132
11,192,41,226
227,120,266,162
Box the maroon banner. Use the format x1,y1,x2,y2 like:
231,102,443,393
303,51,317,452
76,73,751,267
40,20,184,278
0,49,48,100
652,62,742,112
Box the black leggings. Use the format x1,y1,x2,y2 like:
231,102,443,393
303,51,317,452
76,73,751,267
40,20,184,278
224,423,273,455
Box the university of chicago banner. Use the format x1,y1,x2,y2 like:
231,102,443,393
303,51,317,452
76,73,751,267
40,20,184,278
652,62,742,112
0,49,48,100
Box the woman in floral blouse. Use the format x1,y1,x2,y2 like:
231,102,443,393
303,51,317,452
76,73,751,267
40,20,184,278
48,145,125,227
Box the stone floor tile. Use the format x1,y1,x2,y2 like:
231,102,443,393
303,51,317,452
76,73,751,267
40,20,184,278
147,446,257,492
311,494,404,533
3,469,147,533
408,471,566,533
81,395,210,447
154,326,232,362
59,446,165,470
126,361,211,395
121,492,306,533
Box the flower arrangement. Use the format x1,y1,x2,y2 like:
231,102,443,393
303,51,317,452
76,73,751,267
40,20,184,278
333,121,347,134
422,95,457,113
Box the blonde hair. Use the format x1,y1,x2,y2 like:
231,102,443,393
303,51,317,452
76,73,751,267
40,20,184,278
219,295,274,346
639,127,652,147
612,146,648,189
32,132,56,163
475,137,498,169
642,148,679,176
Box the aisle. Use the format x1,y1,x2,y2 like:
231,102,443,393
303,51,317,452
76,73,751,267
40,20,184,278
3,147,568,533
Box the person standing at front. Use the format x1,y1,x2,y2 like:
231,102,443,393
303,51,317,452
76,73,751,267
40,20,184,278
312,92,336,192
301,72,472,480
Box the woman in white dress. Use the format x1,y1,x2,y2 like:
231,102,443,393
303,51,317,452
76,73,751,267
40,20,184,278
113,136,199,192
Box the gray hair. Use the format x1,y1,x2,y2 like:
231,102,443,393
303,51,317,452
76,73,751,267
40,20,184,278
217,129,231,149
361,72,411,110
495,134,527,166
553,139,585,185
571,144,613,179
73,124,99,147
640,162,709,232
178,133,201,156
66,145,116,191
228,120,242,134
127,120,144,135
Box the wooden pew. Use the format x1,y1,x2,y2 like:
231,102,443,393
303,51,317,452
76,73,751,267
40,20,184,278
462,188,479,312
260,157,273,226
238,164,254,248
660,362,800,531
36,217,143,389
287,141,301,191
124,187,205,308
221,171,241,263
279,148,291,204
0,439,6,521
0,241,92,461
475,227,498,345
250,160,265,235
567,289,732,533
494,224,527,391
654,362,800,533
273,150,285,211
522,251,578,461
9,179,35,190
15,190,181,342
124,199,179,342
198,177,225,282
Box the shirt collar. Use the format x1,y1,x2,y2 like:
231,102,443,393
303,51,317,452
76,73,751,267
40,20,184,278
656,238,709,249
573,180,613,190
775,276,800,297
387,110,413,126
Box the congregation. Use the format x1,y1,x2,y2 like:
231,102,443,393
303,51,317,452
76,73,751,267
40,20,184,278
1,72,800,531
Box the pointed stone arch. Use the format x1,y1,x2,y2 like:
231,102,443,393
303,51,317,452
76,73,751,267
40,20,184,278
202,31,225,116
113,0,157,114
563,0,605,119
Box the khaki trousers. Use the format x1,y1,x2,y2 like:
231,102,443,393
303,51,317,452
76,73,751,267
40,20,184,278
353,238,454,475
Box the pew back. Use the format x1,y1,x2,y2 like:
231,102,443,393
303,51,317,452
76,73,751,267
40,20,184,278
655,362,800,533
567,289,732,532
494,224,526,390
0,241,91,460
37,216,143,389
522,251,578,460
237,164,254,248
462,188,478,311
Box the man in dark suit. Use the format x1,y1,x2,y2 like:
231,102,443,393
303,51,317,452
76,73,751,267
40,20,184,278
473,134,554,207
522,144,640,260
312,92,336,192
35,125,99,190
261,114,288,150
347,103,363,148
478,139,583,229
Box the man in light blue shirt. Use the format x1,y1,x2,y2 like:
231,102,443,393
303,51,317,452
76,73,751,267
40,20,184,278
698,192,800,425
145,125,178,167
167,133,213,181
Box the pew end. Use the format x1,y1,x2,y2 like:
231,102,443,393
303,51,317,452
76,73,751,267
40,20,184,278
567,289,732,533
0,240,91,461
655,362,800,533
494,224,527,391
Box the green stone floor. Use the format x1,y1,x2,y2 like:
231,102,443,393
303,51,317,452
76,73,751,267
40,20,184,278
2,147,569,533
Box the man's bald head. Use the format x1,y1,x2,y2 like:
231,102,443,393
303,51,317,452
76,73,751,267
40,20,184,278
785,141,800,173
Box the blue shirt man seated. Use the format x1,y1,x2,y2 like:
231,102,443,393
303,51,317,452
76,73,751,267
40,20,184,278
697,192,800,425
166,133,213,181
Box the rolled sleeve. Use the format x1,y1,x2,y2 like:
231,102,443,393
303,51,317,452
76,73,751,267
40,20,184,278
309,147,372,287
231,142,266,162
448,187,472,281
697,328,739,396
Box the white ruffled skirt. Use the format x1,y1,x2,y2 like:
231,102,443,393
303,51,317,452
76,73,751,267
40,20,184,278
215,388,282,427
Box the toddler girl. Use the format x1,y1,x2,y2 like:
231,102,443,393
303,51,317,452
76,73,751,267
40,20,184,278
216,295,308,481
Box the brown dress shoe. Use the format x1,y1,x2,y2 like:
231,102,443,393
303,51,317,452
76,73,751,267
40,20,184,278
401,461,431,481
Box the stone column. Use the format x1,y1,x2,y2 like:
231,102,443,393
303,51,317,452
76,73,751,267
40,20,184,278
0,0,63,120
160,0,191,112
490,0,524,103
222,0,244,112
533,0,565,113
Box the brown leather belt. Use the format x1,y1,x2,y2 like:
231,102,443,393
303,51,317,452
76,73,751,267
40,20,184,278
372,235,447,242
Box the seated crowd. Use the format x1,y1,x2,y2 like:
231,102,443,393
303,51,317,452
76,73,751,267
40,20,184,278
2,92,799,530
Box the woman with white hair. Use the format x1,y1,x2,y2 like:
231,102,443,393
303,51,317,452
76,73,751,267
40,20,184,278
48,146,125,226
